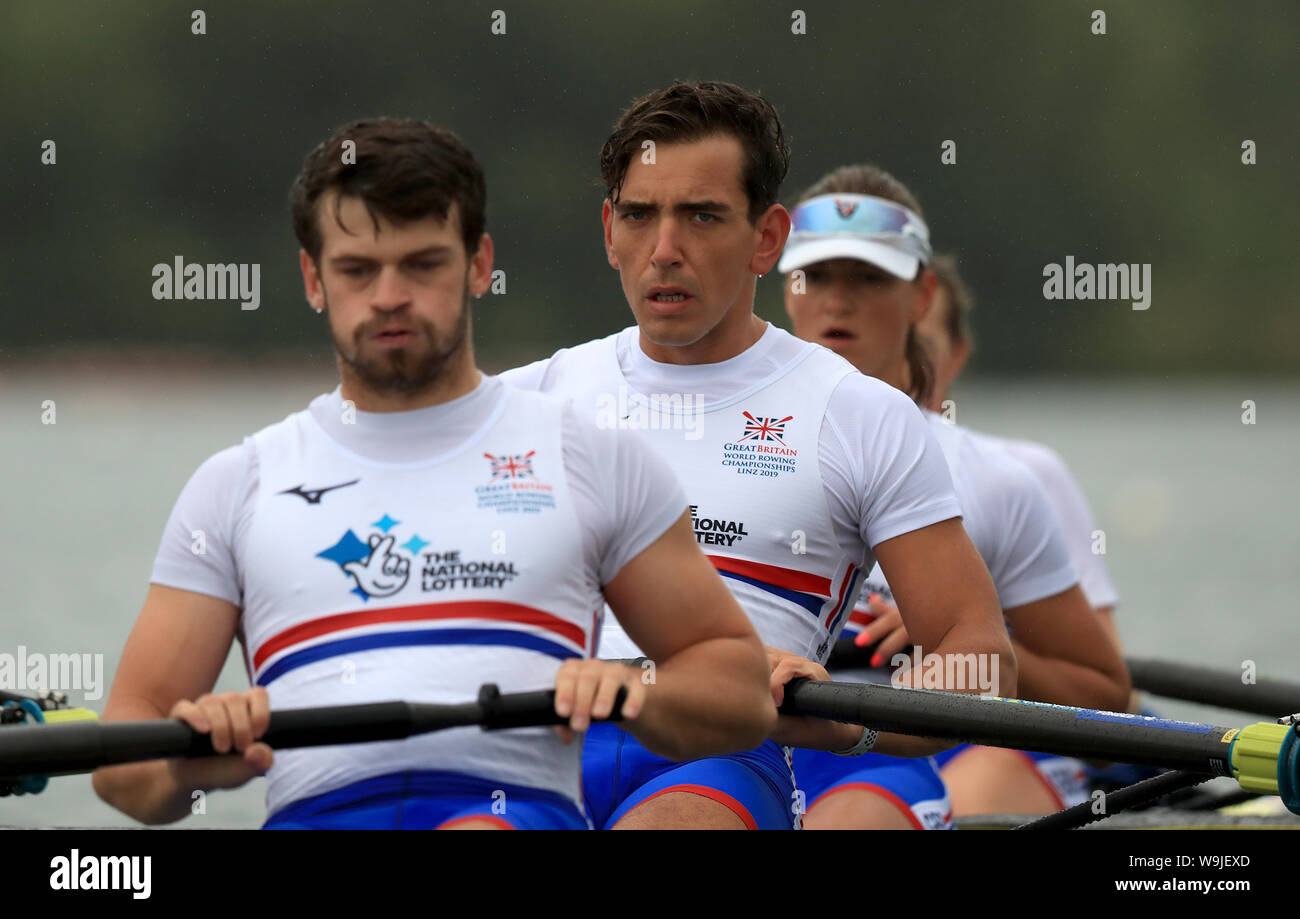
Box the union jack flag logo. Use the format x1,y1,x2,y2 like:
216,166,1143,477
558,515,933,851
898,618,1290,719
484,450,537,481
835,198,859,219
739,412,793,445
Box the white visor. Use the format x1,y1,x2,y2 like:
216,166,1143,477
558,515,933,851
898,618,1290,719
777,235,921,279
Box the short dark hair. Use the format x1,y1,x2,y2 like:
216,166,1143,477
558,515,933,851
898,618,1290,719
599,81,790,223
290,117,486,263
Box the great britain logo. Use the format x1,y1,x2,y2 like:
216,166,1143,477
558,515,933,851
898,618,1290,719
484,451,537,481
739,411,792,445
476,448,556,513
720,411,799,479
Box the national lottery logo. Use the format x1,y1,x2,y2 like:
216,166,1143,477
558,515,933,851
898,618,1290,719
738,411,792,445
316,513,425,601
834,198,859,219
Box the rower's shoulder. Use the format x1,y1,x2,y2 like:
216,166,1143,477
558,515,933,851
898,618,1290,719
496,328,628,393
824,367,931,432
196,439,255,474
945,424,1057,521
982,434,1075,491
171,438,258,519
203,394,339,484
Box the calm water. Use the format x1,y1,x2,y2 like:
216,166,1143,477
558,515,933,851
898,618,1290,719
2,365,1296,828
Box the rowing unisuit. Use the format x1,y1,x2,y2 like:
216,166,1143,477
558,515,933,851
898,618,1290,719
807,414,1084,827
149,374,683,827
500,321,961,829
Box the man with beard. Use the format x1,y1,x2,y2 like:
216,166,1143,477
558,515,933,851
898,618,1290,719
92,118,775,829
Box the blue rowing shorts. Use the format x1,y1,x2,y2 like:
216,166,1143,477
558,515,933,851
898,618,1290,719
792,748,953,829
263,770,590,830
931,741,970,769
581,722,798,829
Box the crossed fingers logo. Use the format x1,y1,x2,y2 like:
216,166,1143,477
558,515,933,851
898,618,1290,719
342,533,410,598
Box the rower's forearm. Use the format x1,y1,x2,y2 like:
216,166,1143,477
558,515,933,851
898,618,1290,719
91,697,198,825
1011,642,1131,712
92,758,195,825
628,637,776,761
926,618,1018,699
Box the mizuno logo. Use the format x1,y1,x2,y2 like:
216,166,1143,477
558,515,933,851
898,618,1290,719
278,479,360,505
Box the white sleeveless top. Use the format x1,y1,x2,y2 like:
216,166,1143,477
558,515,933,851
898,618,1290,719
150,376,687,816
242,386,596,812
500,323,963,663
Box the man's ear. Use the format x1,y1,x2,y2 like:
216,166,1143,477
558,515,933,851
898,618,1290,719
750,204,791,276
601,198,620,270
301,249,326,311
468,233,495,297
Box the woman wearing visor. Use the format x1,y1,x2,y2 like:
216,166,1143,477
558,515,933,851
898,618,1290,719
778,165,1131,828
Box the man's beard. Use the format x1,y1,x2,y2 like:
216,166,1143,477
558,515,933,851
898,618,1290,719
327,285,471,395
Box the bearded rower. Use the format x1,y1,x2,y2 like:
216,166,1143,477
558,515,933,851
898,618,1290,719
91,118,775,830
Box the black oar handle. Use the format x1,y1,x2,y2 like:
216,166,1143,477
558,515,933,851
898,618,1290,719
0,686,628,780
0,701,436,778
824,637,887,670
477,685,628,730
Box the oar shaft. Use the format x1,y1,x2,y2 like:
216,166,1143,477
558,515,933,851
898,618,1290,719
0,687,592,780
0,701,438,778
825,642,1300,719
1126,657,1300,718
781,680,1240,774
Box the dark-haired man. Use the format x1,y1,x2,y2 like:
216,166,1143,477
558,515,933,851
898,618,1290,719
500,82,1015,829
93,118,775,829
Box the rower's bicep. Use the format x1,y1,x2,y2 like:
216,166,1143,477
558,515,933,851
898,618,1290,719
103,584,241,720
604,512,757,662
1005,586,1124,673
874,518,1000,646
